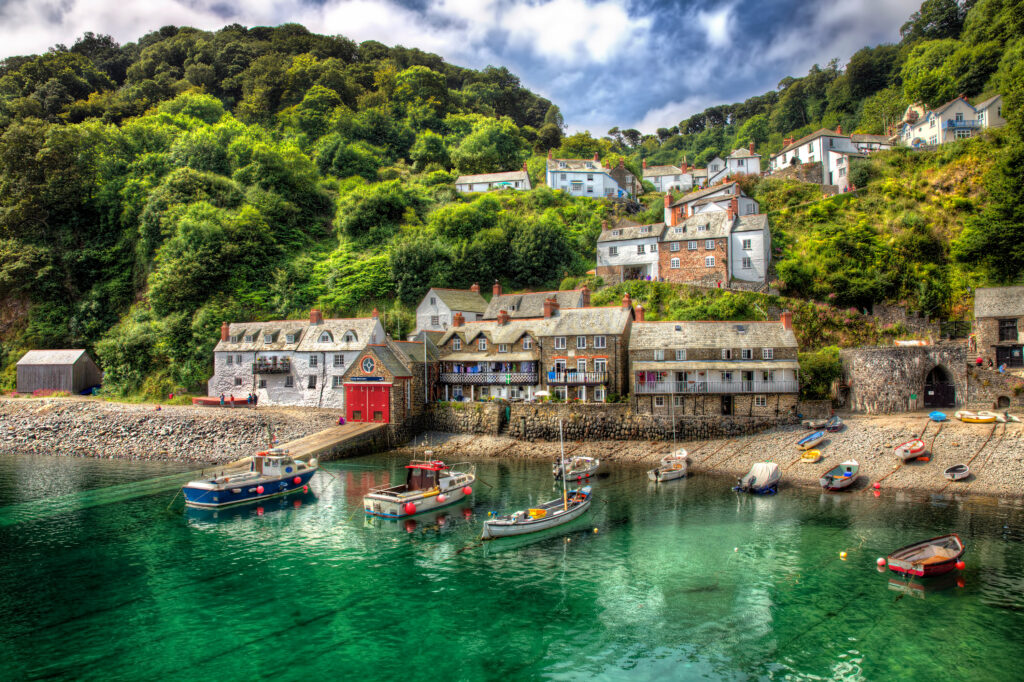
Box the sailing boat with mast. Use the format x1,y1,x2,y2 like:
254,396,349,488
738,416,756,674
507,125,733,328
481,419,592,540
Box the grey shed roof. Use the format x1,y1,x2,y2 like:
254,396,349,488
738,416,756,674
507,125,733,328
17,349,88,365
671,182,738,207
430,288,488,314
629,321,797,350
975,286,1024,319
484,290,585,319
366,345,414,378
850,134,890,144
455,170,529,185
734,214,769,233
642,165,681,178
727,148,759,159
597,222,666,243
538,306,632,336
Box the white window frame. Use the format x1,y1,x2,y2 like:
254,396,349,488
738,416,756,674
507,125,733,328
453,338,462,351
650,243,657,253
742,257,752,269
333,354,345,367
594,387,606,402
332,376,343,389
742,239,752,250
478,338,487,350
670,242,680,252
675,349,686,361
688,241,698,250
722,349,732,360
523,338,533,350
309,355,318,368
577,336,586,349
498,344,510,353
763,348,774,360
594,358,607,372
653,349,664,361
594,336,606,349
655,396,665,407
754,395,767,407
554,337,566,350
670,258,680,269
705,256,715,267
705,240,715,250
609,246,618,257
741,348,753,360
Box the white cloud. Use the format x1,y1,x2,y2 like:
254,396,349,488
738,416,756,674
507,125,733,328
503,0,651,63
695,4,735,49
627,94,731,132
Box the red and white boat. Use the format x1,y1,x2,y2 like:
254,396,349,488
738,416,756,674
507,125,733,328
886,534,965,577
363,456,475,518
894,438,926,462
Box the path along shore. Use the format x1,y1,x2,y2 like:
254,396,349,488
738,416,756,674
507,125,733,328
1,398,1022,499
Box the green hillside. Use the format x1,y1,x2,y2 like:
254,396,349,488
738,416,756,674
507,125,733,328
0,0,1022,398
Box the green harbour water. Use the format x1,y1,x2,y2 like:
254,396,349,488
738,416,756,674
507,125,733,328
1,451,1023,681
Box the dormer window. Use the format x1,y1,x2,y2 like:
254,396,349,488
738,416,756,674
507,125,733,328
343,332,357,343
612,230,621,236
478,338,487,350
498,344,509,353
558,161,566,168
230,334,242,343
763,348,774,359
585,162,594,169
286,333,297,343
523,338,533,350
453,338,462,351
264,333,274,344
741,348,753,360
318,331,333,343
244,333,256,343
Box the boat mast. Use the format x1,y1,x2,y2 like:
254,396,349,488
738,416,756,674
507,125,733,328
560,418,568,511
671,389,676,449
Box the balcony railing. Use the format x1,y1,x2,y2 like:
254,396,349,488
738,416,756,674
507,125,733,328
252,360,291,374
946,119,980,128
440,372,538,385
634,380,799,395
548,371,609,385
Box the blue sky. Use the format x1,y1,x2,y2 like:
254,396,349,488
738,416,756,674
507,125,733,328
0,0,921,133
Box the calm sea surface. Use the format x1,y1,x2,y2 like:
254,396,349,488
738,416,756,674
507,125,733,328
1,451,1023,681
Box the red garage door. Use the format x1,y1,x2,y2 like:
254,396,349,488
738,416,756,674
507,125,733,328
345,384,391,423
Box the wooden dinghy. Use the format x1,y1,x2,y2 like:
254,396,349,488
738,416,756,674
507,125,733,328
955,410,998,424
886,533,965,577
802,418,827,430
819,460,858,491
797,431,825,450
800,449,822,463
824,416,844,432
553,456,599,481
647,448,689,482
894,439,926,462
943,464,970,481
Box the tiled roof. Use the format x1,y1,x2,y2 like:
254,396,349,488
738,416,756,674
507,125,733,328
642,165,681,178
850,134,890,144
728,148,759,159
455,170,529,185
17,349,87,365
629,320,797,350
671,181,738,207
597,222,666,243
774,129,850,158
390,340,439,362
440,306,632,346
733,214,769,233
933,96,972,116
483,290,585,319
214,317,382,352
974,286,1024,319
430,288,488,314
975,94,1001,111
365,345,413,378
546,158,609,172
668,212,733,240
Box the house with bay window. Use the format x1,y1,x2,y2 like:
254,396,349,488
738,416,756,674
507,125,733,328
629,312,799,417
897,95,1005,148
208,309,385,408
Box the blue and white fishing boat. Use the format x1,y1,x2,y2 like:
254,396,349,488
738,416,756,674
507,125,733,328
182,448,318,509
797,431,825,450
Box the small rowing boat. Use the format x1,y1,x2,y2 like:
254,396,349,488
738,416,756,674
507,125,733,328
481,487,591,539
886,534,965,577
647,448,689,482
819,460,858,491
802,418,827,429
797,431,825,450
800,449,822,463
943,463,970,481
955,410,998,424
734,462,780,494
554,456,599,480
894,438,926,462
929,411,947,422
824,416,844,432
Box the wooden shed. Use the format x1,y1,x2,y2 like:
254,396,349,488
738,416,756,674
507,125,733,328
16,350,103,395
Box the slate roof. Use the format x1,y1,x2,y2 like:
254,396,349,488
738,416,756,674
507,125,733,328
692,195,734,208
430,288,488,314
440,306,632,347
442,351,539,362
974,286,1024,319
975,94,1001,111
727,148,759,159
773,129,850,158
546,158,608,172
455,170,529,185
483,290,585,319
670,212,733,240
597,222,666,243
390,340,439,363
633,360,799,371
17,349,88,365
214,318,382,353
440,319,538,346
671,182,738,207
733,214,769,233
629,321,798,350
691,168,708,177
365,345,413,378
850,134,890,145
642,165,681,178
933,96,972,116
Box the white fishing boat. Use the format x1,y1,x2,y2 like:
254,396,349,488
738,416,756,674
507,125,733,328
363,455,476,518
647,448,689,482
553,456,599,480
734,462,781,494
483,420,592,540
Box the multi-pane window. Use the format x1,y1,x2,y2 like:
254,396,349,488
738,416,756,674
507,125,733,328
478,338,487,350
671,258,680,269
594,336,606,349
654,350,664,361
554,337,566,349
754,396,767,407
670,242,680,252
308,376,317,389
650,243,657,252
722,349,732,359
309,355,318,368
226,355,233,366
286,334,297,343
742,239,752,250
453,338,461,351
430,315,439,326
763,348,774,359
705,256,716,267
285,376,294,388
332,376,343,389
675,349,686,361
334,354,345,367
999,319,1018,341
688,241,698,250
234,377,242,386
594,387,606,402
577,336,586,349
705,240,715,250
498,344,510,353
523,338,533,350
655,396,665,407
741,348,753,360
594,359,607,372
637,245,645,255
609,246,618,257
244,334,256,343
742,257,752,269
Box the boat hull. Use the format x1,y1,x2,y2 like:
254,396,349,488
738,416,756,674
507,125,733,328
894,439,926,462
944,465,970,481
482,497,591,539
363,484,472,518
887,534,965,578
183,468,316,509
648,465,688,482
797,432,825,450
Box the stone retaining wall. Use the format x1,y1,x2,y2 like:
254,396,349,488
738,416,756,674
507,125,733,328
425,402,503,435
965,367,1024,409
770,162,823,185
798,400,833,418
841,343,967,413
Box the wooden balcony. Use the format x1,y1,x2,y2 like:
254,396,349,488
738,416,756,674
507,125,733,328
252,360,291,374
440,372,538,385
547,371,609,385
634,379,798,395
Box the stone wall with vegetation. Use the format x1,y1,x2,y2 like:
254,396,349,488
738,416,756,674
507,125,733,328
840,343,967,414
964,367,1024,410
426,402,503,435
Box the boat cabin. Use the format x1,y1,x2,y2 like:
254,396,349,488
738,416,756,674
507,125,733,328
251,450,297,478
403,460,449,492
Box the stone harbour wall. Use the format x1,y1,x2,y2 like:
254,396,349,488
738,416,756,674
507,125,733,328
426,402,503,435
964,367,1024,410
841,343,967,414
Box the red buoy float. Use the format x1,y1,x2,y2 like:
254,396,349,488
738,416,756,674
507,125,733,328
462,486,473,496
955,560,966,571
303,485,308,493
873,482,881,490
293,476,301,484
404,502,417,515
256,485,265,494
877,557,886,567
437,494,447,504
256,506,264,516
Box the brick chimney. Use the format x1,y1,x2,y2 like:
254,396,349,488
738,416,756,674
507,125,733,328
664,193,673,226
497,309,509,325
601,220,608,231
618,158,624,167
727,196,738,220
543,297,559,318
371,307,379,319
635,303,645,322
221,322,230,341
452,312,465,327
470,282,480,293
749,141,755,155
836,125,842,135
581,284,591,307
780,310,793,330
522,161,528,172
642,159,647,169
548,149,553,159
784,137,793,147
310,309,323,325
681,161,688,173
593,152,599,161
492,280,502,297
622,292,631,309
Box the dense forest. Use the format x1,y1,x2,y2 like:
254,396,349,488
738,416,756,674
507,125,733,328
0,0,1021,397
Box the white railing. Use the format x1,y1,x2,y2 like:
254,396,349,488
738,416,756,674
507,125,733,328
634,380,798,394
440,372,538,385
548,371,609,385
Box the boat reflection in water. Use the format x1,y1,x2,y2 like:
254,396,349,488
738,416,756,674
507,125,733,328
363,502,474,534
887,571,963,599
185,488,318,527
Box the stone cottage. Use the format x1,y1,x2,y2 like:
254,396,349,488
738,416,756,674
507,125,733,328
629,311,799,417
414,284,488,334
974,286,1024,370
341,337,437,425
208,309,385,408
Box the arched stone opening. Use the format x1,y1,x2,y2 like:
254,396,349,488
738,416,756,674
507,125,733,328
997,395,1011,409
924,365,955,407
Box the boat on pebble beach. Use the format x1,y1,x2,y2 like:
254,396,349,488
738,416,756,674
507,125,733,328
797,431,825,450
824,416,844,432
647,449,689,482
819,460,858,491
363,456,475,518
894,439,926,462
734,462,780,494
944,464,970,481
182,448,317,509
800,449,822,463
955,410,999,424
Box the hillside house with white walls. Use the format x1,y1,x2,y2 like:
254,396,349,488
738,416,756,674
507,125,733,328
769,127,859,186
641,160,707,192
850,134,892,153
414,285,488,334
208,309,385,409
455,165,532,193
897,95,1005,147
596,220,664,284
707,144,762,185
545,152,640,199
667,182,759,224
828,150,868,192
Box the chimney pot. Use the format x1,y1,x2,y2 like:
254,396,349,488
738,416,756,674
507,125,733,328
635,303,645,322
493,280,502,297
221,322,230,341
781,310,793,331
601,220,608,230
593,152,599,161
522,161,528,172
642,159,647,169
498,309,509,325
453,312,464,327
310,309,323,325
622,292,631,309
749,141,755,154
548,149,553,159
470,282,480,293
581,284,590,307
836,125,842,135
371,307,379,319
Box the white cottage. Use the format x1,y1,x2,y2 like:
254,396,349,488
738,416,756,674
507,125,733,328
414,285,488,334
596,220,664,284
729,214,771,283
208,309,385,409
545,152,640,199
769,127,859,186
455,165,532,193
898,95,1005,148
